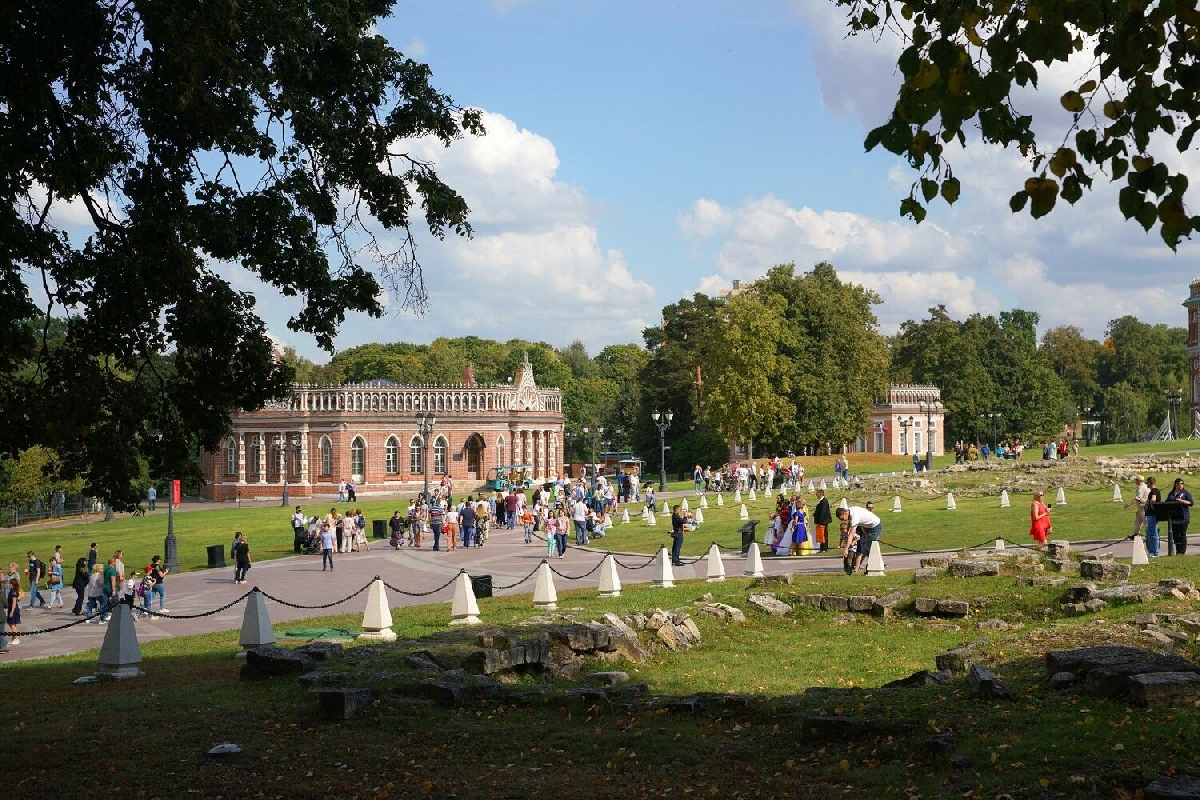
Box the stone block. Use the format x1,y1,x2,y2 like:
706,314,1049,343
695,603,746,623
920,557,952,569
240,645,317,680
872,590,908,617
978,618,1010,631
1146,774,1200,800
313,688,371,721
297,642,344,661
1083,598,1108,613
602,612,640,641
1049,559,1081,576
914,597,938,615
936,646,975,673
1060,602,1090,616
1065,583,1097,603
1046,540,1071,558
1080,561,1131,581
1048,671,1075,690
679,617,702,642
949,560,1000,578
656,624,685,651
913,567,938,583
882,669,953,689
1140,630,1175,646
935,599,970,617
586,671,629,687
847,595,875,613
748,594,793,616
819,595,850,613
1081,552,1115,563
1159,578,1196,591
967,664,1016,700
753,573,795,586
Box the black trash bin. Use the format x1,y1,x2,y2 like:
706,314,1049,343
206,544,226,568
470,574,493,599
738,520,760,554
372,519,387,539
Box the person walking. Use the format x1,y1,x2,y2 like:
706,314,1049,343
1029,490,1052,552
670,504,687,566
25,551,46,609
46,558,64,609
6,577,21,646
71,557,89,615
1145,477,1162,557
319,522,335,571
460,498,477,549
84,564,106,623
232,532,251,584
149,555,169,614
572,495,589,546
554,506,570,558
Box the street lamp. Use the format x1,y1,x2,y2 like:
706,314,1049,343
274,433,301,507
918,400,942,470
985,411,1002,450
416,411,436,501
651,409,673,491
148,429,180,571
1166,388,1184,440
582,424,604,494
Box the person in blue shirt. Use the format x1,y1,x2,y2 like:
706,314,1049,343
147,485,157,512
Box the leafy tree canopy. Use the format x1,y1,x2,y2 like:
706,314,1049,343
838,0,1200,246
2,1,481,506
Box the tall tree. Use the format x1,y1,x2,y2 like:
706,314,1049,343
2,1,482,506
837,0,1200,246
1040,325,1101,411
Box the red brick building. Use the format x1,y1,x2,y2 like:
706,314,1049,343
199,354,564,501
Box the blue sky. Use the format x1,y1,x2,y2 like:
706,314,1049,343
30,1,1200,361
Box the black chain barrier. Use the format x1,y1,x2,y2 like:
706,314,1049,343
613,553,657,570
875,539,930,554
256,581,371,611
493,563,544,591
547,557,606,581
152,588,258,619
382,572,460,598
2,614,93,638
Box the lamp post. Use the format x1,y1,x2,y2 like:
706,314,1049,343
651,409,673,491
148,429,179,570
898,416,910,456
583,424,604,494
416,411,436,501
918,400,942,470
1166,388,1184,440
274,433,301,507
985,411,1002,450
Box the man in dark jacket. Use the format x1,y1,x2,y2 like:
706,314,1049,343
813,489,833,552
71,557,90,615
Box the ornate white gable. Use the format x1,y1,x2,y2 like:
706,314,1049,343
513,352,542,411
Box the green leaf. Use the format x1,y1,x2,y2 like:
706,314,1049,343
1028,178,1059,218
1061,175,1083,204
921,177,938,202
900,196,928,223
941,177,961,204
1009,190,1028,213
1118,186,1142,219
1060,91,1085,113
1112,157,1129,180
1136,201,1158,231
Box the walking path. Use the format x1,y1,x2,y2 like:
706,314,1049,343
1,521,1168,664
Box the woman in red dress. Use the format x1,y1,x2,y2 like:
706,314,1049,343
1029,490,1052,551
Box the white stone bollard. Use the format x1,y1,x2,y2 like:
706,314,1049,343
358,578,397,642
734,489,742,503
97,602,144,680
891,495,902,513
742,542,764,578
865,542,886,577
646,509,657,526
705,542,725,582
449,571,481,625
652,546,675,588
739,503,749,521
1132,535,1150,566
700,494,709,508
946,493,957,510
681,497,690,512
239,588,276,652
598,554,622,597
662,500,670,514
838,497,849,511
1056,487,1067,507
1112,483,1122,503
1000,490,1011,508
995,539,1005,552
819,479,828,491
621,509,630,524
533,561,558,610
717,493,725,507
694,507,704,523
749,487,757,501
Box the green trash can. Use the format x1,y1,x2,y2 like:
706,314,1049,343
372,519,387,539
206,544,226,568
470,574,493,598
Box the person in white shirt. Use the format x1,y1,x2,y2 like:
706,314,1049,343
572,498,589,545
1125,475,1150,537
835,505,882,574
291,506,308,553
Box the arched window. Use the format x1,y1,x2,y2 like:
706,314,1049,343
385,436,400,475
434,436,448,474
409,436,423,474
320,437,333,476
225,438,237,475
350,436,366,482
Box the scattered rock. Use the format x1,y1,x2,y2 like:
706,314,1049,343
1050,559,1081,576
936,599,970,617
872,590,909,617
915,597,939,614
586,671,629,687
748,594,793,616
978,618,1010,631
695,603,746,623
404,650,445,672
936,645,977,673
601,612,640,641
923,623,962,632
1048,671,1076,690
920,557,952,569
967,664,1016,700
1092,584,1158,603
949,560,1000,578
753,573,795,586
1127,672,1200,709
296,642,344,661
656,623,685,651
1084,598,1109,613
819,595,850,613
831,613,857,626
1144,773,1200,800
1159,578,1196,592
625,612,648,630
240,645,317,680
913,567,938,583
883,669,953,689
1141,630,1175,646
1080,561,1132,581
847,595,875,613
313,687,371,721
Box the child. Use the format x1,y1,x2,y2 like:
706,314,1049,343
521,507,534,544
545,510,559,558
139,571,156,618
839,522,859,576
124,573,139,615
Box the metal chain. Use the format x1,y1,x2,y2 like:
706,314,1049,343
547,557,605,581
256,581,371,610
383,572,459,598
2,614,93,637
493,563,544,591
613,553,657,570
153,589,257,619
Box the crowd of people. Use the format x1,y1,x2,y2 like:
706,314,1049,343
3,544,170,651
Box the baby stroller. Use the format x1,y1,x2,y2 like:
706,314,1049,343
299,518,322,555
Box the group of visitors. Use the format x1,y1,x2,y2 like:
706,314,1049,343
387,492,491,552
3,544,170,651
1127,474,1192,557
764,488,834,556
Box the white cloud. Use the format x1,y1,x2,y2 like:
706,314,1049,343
404,39,427,58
